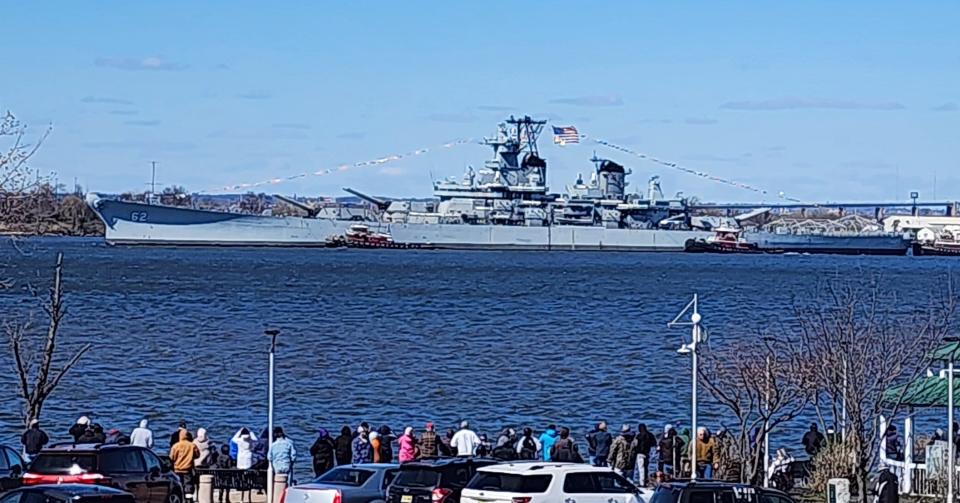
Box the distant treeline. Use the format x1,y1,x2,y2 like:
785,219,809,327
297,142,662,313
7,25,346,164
0,185,103,237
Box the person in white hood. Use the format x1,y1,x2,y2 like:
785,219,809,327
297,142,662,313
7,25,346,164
232,428,257,469
130,419,154,448
195,428,212,467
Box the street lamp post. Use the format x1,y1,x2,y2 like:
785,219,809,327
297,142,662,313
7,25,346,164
265,329,280,503
669,294,705,481
946,336,959,503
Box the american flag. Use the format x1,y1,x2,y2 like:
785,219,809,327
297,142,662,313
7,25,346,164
552,126,580,145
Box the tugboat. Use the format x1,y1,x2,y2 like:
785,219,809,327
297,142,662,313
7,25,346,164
326,224,425,249
685,228,769,254
913,226,960,256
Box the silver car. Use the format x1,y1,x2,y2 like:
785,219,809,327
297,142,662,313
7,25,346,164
284,464,399,503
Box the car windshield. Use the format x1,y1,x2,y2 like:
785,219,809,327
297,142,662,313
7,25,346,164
29,454,98,474
650,487,680,503
393,468,440,488
466,473,552,493
314,468,375,486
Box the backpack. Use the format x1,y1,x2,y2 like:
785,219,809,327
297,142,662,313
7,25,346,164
519,437,538,460
552,438,581,463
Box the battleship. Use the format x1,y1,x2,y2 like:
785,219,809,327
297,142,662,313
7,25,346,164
86,114,911,253
87,116,715,250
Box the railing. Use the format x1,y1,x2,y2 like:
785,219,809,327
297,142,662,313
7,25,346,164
880,415,958,498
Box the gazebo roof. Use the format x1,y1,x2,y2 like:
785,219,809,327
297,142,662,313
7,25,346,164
881,342,960,407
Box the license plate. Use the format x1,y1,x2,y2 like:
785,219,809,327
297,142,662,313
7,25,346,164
401,496,413,503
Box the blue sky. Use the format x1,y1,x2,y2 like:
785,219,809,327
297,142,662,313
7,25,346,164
3,1,958,202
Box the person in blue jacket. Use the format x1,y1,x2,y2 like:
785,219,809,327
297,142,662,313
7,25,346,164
539,424,558,461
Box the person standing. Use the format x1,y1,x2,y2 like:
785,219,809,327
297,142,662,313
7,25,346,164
801,424,825,457
657,425,680,475
451,421,481,457
169,430,200,496
608,424,634,478
516,428,541,460
267,427,297,481
539,425,558,461
550,427,583,463
130,419,154,448
310,428,336,476
592,422,612,467
377,426,395,463
194,429,212,468
21,420,49,463
232,428,257,470
876,463,899,503
632,424,657,486
695,427,718,479
333,426,353,466
352,429,372,464
419,423,439,459
397,427,418,463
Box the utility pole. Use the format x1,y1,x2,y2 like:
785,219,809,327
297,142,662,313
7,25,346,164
150,161,158,196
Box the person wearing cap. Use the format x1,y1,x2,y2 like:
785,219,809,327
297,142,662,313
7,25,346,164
21,419,49,462
419,423,439,459
657,424,683,475
608,424,635,477
875,462,899,503
69,416,90,443
451,420,481,457
267,426,297,480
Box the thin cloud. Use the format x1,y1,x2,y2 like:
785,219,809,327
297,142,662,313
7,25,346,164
549,95,624,107
82,140,196,151
336,132,366,140
427,112,477,123
109,110,139,116
238,90,272,100
720,97,905,111
272,123,312,130
95,56,187,72
123,119,161,127
81,96,134,105
380,166,404,176
684,117,718,125
932,102,958,112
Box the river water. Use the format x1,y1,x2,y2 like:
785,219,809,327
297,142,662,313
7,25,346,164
0,237,957,466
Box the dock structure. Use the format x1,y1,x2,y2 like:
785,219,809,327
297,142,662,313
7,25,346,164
691,200,959,218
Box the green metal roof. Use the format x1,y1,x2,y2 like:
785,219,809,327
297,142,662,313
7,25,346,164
883,375,960,407
930,341,960,361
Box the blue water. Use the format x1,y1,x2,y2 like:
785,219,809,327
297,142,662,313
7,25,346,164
0,237,957,467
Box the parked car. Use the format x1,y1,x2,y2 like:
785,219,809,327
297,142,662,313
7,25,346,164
23,443,183,503
282,464,399,503
649,481,796,503
0,444,27,491
387,458,498,503
0,484,136,503
461,462,650,503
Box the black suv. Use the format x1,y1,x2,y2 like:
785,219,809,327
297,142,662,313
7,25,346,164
0,484,136,503
24,444,183,503
387,458,498,503
0,444,27,491
650,482,796,503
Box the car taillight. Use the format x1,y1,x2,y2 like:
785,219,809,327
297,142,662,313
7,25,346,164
78,473,108,483
511,498,532,503
21,473,46,485
22,472,109,485
431,488,452,503
277,488,286,503
332,490,342,503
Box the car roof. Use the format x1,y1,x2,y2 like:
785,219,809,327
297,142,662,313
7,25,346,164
330,463,398,470
42,443,134,452
660,481,755,490
12,484,131,498
400,458,495,469
475,462,619,475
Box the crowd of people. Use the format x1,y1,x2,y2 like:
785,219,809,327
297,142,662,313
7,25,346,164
17,416,738,488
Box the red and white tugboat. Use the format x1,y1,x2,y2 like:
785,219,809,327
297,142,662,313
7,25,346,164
685,227,766,254
326,224,424,249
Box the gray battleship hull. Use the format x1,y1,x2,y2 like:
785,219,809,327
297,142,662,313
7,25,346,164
746,231,909,255
88,196,712,251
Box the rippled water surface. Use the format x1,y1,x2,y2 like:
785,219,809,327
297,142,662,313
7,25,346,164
1,237,957,461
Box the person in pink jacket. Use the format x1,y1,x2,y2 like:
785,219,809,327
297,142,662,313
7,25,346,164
397,426,418,463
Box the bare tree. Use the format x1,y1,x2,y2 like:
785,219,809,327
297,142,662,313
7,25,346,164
6,253,91,427
700,337,812,484
0,111,51,193
795,276,956,496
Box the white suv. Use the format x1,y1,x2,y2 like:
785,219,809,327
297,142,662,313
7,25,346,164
460,462,651,503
